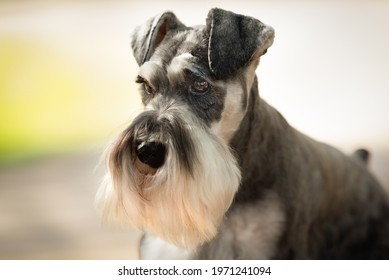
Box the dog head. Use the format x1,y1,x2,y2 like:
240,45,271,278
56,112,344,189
96,8,274,249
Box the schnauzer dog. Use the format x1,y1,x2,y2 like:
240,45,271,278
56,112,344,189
96,8,389,259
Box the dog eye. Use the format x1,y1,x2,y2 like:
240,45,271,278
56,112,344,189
190,78,210,95
136,75,155,95
143,83,155,95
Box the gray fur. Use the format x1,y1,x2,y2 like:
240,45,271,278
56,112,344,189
216,78,389,259
111,8,389,259
131,11,186,65
353,148,370,164
135,26,226,125
206,8,274,79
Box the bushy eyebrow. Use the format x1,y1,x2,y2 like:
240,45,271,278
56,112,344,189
186,67,207,78
138,61,168,89
135,75,146,84
183,68,213,85
167,55,212,85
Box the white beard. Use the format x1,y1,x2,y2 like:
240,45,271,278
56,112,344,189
95,103,241,249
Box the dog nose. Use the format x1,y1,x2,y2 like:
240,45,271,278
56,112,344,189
135,141,166,169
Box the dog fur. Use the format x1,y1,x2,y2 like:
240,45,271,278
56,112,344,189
96,8,389,259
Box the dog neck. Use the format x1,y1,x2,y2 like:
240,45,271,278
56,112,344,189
229,76,293,205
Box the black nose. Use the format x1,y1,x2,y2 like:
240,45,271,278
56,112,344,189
135,141,166,169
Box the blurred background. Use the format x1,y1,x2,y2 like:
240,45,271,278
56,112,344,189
0,0,388,259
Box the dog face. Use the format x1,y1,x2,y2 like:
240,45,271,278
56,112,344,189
96,8,274,249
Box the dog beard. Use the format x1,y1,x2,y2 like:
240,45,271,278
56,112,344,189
95,103,241,249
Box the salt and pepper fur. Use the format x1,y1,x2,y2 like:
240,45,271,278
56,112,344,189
96,8,389,259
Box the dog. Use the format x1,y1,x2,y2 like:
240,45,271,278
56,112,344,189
96,8,389,259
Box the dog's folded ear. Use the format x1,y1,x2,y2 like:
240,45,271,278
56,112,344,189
131,11,186,65
206,8,275,79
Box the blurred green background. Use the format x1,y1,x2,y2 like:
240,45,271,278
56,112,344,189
0,37,110,163
0,4,140,165
0,0,388,259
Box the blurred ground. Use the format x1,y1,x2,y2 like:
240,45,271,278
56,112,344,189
0,150,141,259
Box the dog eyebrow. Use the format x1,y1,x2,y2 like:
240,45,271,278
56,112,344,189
167,53,211,84
167,53,193,74
138,61,168,89
183,67,211,82
135,75,146,83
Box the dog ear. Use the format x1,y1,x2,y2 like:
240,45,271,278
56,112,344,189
131,11,186,65
206,8,275,79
